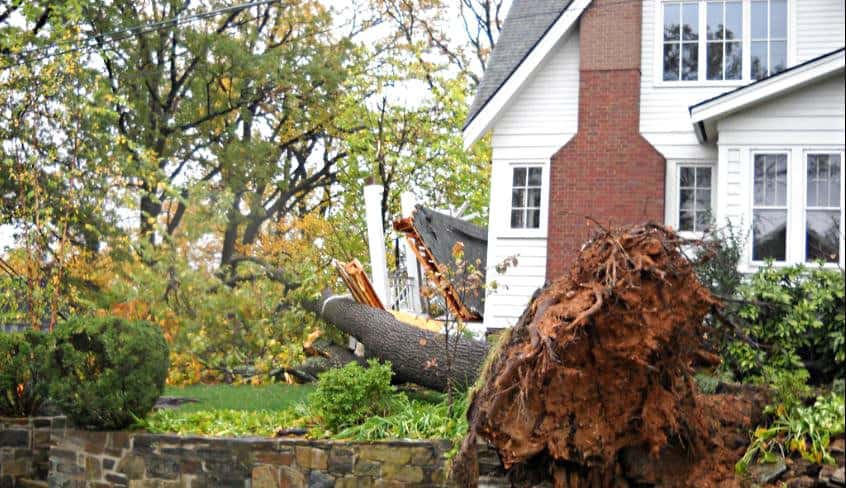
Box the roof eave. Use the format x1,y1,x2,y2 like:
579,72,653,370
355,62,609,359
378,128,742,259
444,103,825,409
462,0,592,150
689,48,846,142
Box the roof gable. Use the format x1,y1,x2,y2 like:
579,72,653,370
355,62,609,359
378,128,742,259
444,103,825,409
463,0,588,148
690,47,845,143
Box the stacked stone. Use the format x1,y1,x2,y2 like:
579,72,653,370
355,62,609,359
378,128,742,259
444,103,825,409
1,416,66,487
47,431,505,487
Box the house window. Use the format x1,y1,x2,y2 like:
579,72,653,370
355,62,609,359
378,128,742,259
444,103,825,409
806,154,841,263
751,0,788,80
706,1,743,80
678,166,713,232
510,167,542,229
659,0,789,83
752,153,788,261
663,1,700,81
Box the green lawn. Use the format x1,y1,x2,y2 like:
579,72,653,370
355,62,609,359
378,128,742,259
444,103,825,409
163,383,313,413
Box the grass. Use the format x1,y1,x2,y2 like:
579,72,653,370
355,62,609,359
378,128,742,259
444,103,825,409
162,383,313,413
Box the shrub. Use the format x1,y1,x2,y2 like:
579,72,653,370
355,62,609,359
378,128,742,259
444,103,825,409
0,331,53,416
724,263,845,383
49,316,169,429
309,359,394,431
737,392,846,472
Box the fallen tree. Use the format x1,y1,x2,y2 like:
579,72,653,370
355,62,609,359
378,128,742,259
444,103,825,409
453,223,768,487
303,293,489,392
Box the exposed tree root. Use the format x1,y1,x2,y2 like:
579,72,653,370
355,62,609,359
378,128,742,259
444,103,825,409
454,223,767,487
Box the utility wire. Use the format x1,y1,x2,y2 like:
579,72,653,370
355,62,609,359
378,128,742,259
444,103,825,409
1,0,280,71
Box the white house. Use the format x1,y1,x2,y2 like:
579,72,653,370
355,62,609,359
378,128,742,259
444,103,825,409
465,0,845,329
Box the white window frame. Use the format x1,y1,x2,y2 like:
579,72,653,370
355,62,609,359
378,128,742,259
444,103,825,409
668,161,717,237
749,150,791,264
654,0,794,87
801,150,845,267
750,0,790,80
499,161,549,238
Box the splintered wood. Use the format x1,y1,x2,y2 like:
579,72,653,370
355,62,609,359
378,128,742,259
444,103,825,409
393,216,480,322
333,259,385,309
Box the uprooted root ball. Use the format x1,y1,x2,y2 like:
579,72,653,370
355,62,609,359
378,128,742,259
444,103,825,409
455,223,759,487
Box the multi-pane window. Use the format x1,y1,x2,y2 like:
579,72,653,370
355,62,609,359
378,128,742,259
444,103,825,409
663,1,700,81
751,0,788,80
806,154,842,263
752,153,789,261
678,166,713,232
706,1,743,80
510,167,542,229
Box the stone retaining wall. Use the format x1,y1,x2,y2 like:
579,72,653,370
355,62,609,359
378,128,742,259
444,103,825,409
49,429,506,487
0,416,66,487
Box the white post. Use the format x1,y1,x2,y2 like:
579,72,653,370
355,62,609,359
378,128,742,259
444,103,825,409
400,192,422,313
364,182,389,306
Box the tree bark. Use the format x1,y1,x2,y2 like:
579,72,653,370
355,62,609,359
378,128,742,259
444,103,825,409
304,294,489,391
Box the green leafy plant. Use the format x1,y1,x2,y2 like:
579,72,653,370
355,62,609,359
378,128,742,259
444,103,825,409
724,263,845,383
0,331,53,416
49,316,169,429
334,392,469,445
138,408,302,437
757,367,812,412
308,359,395,431
737,392,846,473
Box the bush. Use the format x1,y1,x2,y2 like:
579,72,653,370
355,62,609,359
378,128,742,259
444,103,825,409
309,359,394,431
0,331,53,416
49,316,169,429
724,263,845,383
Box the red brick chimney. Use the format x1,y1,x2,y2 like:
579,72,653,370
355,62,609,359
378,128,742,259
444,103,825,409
546,0,665,279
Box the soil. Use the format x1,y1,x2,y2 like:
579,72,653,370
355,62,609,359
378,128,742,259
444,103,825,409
454,223,771,487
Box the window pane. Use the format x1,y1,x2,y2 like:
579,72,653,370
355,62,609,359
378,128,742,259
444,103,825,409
771,40,787,74
707,2,723,40
696,167,712,187
527,188,542,208
528,167,542,186
807,155,822,207
751,1,768,39
806,210,840,263
680,189,695,210
664,44,680,80
726,42,742,79
696,210,711,231
682,43,698,80
511,189,525,208
664,3,681,41
683,3,699,40
753,209,787,261
725,1,742,40
679,211,694,231
707,42,723,80
754,159,766,205
526,209,541,229
680,167,695,187
512,167,526,186
696,189,711,209
751,41,768,79
510,210,524,229
771,0,788,38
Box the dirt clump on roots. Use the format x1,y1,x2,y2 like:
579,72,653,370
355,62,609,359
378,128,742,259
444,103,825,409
454,223,767,487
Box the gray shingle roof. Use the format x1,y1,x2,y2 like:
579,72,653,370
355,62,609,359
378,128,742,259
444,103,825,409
464,0,574,130
412,206,488,317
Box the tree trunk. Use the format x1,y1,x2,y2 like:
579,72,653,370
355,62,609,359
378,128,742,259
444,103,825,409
304,294,489,391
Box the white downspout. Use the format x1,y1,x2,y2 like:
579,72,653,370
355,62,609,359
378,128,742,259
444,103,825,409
364,182,389,306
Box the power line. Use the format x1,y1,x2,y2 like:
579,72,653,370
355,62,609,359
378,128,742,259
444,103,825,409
1,0,281,71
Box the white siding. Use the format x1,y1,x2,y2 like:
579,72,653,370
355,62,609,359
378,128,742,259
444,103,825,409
715,73,846,270
796,0,846,62
640,0,844,160
483,30,580,329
